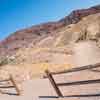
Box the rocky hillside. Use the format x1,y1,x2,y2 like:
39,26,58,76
1,5,100,82
55,13,100,46
10,12,100,66
1,5,100,57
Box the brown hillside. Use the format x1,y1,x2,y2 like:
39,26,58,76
1,5,100,57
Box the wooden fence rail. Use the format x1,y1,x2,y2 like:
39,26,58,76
43,62,100,78
57,79,100,86
39,93,100,98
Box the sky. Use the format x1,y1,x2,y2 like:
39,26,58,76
0,0,100,40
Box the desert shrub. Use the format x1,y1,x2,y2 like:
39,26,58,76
0,57,8,66
7,56,17,65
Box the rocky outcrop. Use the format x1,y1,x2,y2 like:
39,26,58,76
60,5,100,25
55,13,100,46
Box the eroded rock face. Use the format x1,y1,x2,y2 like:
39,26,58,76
1,5,100,56
59,5,100,25
55,13,100,46
87,22,100,40
82,14,100,41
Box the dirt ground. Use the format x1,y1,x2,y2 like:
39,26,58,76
0,41,100,100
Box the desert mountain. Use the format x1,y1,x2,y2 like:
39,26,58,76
12,10,100,66
1,5,100,57
1,5,100,82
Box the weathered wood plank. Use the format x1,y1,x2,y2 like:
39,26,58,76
39,93,100,98
44,62,100,78
0,85,14,88
45,70,63,97
57,78,100,86
9,75,20,95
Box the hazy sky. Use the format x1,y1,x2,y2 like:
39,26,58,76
0,0,100,40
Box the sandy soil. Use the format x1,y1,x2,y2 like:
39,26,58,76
0,68,100,100
0,41,100,100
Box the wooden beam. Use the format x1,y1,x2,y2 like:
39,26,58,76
0,79,10,82
48,62,100,76
45,70,63,97
9,75,20,95
0,86,14,88
57,78,100,86
39,93,100,98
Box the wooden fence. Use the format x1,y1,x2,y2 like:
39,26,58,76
0,75,20,96
39,62,100,98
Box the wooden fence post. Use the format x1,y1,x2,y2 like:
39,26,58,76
9,75,20,95
45,70,63,97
